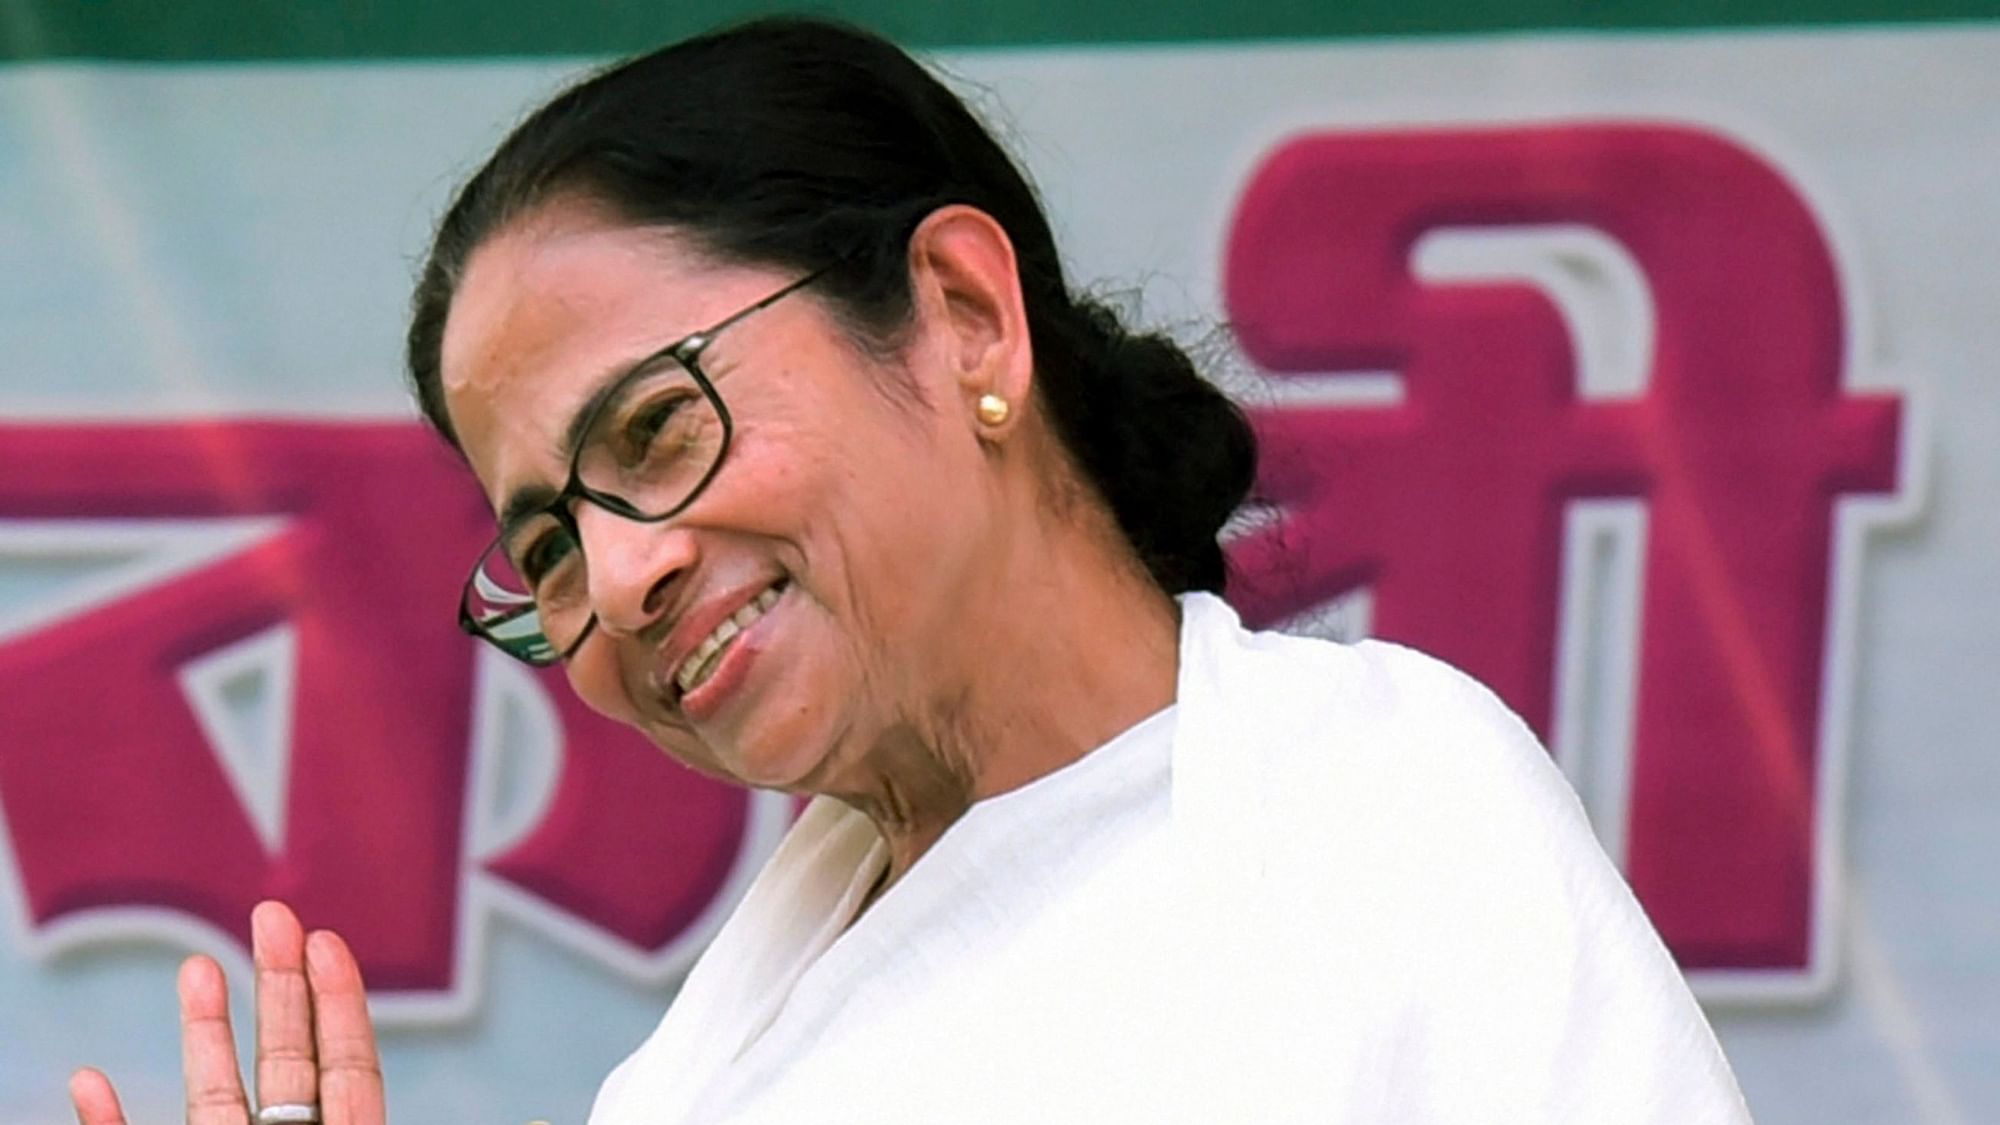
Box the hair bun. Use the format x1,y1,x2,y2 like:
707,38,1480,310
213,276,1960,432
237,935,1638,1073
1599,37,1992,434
1038,296,1257,595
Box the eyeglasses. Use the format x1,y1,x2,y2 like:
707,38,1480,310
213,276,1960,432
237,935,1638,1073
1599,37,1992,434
458,269,826,666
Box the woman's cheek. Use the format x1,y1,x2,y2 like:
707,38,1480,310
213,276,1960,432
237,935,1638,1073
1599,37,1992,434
563,647,647,728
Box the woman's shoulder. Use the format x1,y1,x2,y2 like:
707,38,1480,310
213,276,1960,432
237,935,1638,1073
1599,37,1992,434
1175,592,1608,919
1178,592,1548,789
1171,598,1747,1122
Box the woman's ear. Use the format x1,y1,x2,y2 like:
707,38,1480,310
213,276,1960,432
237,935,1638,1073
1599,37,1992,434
905,205,1033,438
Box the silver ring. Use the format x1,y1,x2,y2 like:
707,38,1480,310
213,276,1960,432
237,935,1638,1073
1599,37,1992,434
257,1105,321,1125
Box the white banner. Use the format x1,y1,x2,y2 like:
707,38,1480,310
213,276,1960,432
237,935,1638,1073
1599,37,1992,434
1,24,1994,1124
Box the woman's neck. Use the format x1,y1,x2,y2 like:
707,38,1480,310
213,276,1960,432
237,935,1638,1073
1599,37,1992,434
836,500,1182,887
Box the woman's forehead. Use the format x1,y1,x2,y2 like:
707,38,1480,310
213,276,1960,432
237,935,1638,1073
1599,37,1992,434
443,210,703,391
439,220,685,499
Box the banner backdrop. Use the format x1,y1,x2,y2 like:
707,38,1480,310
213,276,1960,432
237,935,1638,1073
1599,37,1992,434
2,11,1995,1124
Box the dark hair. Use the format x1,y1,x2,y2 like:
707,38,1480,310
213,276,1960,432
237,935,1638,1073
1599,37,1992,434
407,16,1255,595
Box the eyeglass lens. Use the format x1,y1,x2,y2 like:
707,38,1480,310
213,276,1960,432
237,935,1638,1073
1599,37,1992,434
462,353,726,660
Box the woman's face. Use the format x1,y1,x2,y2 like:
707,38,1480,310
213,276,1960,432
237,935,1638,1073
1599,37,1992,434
439,200,1003,791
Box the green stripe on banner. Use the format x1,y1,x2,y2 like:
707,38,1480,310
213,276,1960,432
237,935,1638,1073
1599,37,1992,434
4,0,2000,62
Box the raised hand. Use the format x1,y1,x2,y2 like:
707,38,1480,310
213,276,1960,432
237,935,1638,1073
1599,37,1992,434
70,901,386,1125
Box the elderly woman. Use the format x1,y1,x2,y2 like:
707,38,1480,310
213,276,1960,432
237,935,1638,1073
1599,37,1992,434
72,17,1749,1125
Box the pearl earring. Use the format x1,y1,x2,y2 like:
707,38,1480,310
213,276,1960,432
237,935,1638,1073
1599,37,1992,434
975,393,1011,426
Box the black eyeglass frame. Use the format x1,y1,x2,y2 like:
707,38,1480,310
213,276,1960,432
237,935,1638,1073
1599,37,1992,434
457,268,828,666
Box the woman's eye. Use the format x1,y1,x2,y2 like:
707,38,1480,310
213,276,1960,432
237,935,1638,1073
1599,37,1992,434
519,528,578,587
624,393,695,457
635,398,681,438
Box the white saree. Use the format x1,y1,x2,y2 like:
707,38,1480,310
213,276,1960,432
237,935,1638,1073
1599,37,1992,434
588,594,1752,1124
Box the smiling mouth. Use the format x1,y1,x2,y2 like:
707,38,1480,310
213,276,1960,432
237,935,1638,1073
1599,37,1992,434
674,581,786,697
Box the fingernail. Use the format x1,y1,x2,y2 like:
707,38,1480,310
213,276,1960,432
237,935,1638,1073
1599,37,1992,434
305,931,335,975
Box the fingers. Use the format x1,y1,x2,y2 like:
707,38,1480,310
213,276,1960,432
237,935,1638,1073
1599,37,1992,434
78,909,384,1125
305,929,386,1125
69,1067,129,1125
179,955,252,1125
252,901,319,1113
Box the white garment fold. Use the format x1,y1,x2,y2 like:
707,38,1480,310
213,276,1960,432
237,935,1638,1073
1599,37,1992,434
589,593,1752,1124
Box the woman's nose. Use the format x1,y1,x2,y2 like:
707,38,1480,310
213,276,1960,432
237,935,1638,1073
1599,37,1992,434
573,503,696,638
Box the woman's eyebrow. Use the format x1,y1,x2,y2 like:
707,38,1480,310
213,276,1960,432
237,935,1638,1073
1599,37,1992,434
497,482,561,532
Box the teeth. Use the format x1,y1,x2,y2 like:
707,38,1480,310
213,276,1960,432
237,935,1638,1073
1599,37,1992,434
675,584,784,696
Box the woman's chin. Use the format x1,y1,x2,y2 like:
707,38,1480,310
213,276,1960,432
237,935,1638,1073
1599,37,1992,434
705,738,825,793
